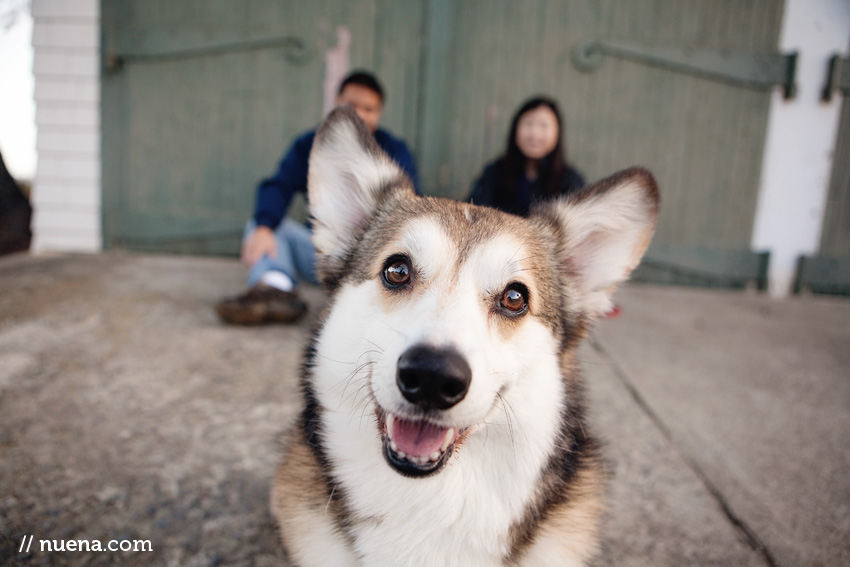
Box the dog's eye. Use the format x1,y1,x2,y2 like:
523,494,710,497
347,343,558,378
500,284,528,314
382,256,411,288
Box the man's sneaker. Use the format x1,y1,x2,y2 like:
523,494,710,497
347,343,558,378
215,283,307,325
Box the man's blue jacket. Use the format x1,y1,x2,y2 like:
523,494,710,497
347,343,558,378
253,128,419,229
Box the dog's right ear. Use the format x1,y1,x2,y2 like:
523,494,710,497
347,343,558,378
308,106,413,266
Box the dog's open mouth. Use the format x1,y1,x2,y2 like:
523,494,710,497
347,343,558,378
380,412,462,477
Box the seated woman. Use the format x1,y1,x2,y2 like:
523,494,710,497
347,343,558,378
468,96,584,217
468,97,624,317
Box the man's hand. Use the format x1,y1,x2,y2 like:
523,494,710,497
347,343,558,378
241,225,277,267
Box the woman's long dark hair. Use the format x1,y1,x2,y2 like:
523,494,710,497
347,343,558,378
497,96,568,199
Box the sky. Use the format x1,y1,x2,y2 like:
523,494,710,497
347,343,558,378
0,6,36,181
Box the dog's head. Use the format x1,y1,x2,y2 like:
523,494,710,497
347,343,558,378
308,107,658,478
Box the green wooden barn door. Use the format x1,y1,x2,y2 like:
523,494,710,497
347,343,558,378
416,0,786,288
102,0,786,289
101,0,424,255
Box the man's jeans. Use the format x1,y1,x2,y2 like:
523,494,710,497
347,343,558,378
245,219,318,288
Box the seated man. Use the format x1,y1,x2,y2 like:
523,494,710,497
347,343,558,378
216,71,419,325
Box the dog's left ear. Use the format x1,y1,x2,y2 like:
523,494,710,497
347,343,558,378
308,106,414,264
532,167,660,318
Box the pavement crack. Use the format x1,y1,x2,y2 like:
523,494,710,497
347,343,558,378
590,337,779,567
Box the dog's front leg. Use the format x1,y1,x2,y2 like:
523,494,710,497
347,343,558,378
271,434,359,567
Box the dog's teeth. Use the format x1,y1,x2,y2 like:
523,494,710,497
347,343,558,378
390,441,399,453
441,428,455,452
397,450,406,459
429,451,441,462
386,413,394,439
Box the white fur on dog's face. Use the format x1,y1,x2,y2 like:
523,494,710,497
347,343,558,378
319,214,560,433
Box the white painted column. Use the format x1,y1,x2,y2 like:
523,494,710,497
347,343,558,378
751,0,850,297
30,0,102,253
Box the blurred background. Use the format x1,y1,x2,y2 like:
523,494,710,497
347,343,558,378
1,4,849,566
1,0,849,297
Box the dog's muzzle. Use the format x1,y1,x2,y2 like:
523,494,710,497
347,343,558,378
380,345,471,477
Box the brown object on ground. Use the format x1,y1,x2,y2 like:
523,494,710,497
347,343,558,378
216,283,308,325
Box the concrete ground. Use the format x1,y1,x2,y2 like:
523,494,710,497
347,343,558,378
0,252,847,567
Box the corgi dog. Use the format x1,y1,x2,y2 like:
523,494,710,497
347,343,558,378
272,106,659,567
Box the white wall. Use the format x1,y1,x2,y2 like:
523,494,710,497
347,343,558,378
751,0,850,297
0,10,36,181
30,0,101,253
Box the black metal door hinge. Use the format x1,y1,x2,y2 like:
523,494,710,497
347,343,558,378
571,40,798,99
821,54,850,101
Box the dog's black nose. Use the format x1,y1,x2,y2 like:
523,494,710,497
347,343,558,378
396,345,472,410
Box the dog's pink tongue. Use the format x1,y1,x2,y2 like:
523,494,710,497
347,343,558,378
392,417,448,458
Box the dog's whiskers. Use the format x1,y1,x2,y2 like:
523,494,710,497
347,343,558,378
325,484,337,513
507,244,540,271
340,371,375,413
349,388,377,432
507,244,524,264
349,382,373,414
329,347,378,391
497,393,520,468
336,359,376,406
358,395,376,430
375,317,408,339
360,337,385,353
319,341,382,382
316,352,360,365
553,440,577,454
